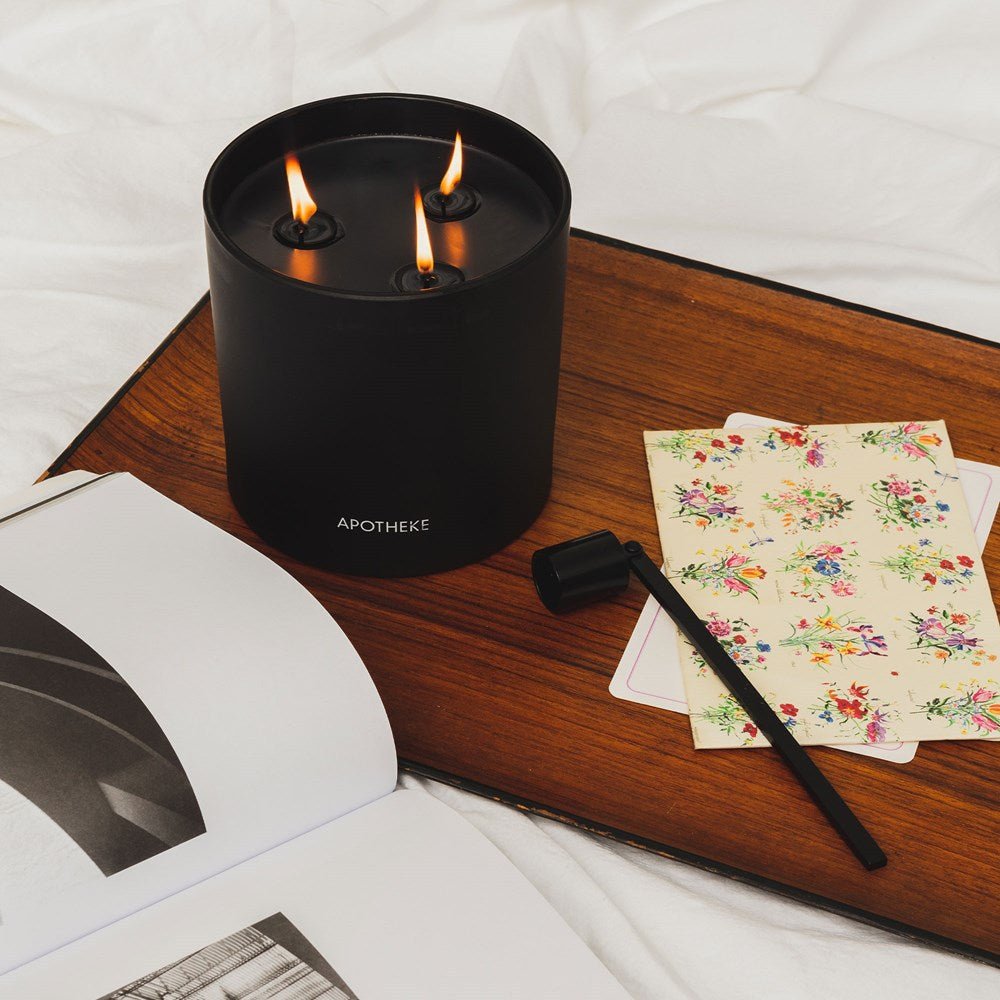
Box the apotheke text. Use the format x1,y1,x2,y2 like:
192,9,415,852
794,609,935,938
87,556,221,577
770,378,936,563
336,517,430,533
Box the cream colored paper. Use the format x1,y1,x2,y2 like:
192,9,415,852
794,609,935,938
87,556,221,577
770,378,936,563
643,421,1000,749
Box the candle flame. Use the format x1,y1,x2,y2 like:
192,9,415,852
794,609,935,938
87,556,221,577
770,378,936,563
285,153,317,225
414,188,434,273
439,131,463,197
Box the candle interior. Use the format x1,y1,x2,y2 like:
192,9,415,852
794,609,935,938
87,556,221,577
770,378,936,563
220,135,555,294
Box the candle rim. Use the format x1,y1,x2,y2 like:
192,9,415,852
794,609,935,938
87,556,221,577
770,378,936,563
204,92,571,301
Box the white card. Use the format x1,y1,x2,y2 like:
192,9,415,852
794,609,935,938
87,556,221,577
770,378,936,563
610,413,1000,764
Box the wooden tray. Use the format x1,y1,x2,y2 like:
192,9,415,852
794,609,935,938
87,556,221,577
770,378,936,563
47,231,1000,963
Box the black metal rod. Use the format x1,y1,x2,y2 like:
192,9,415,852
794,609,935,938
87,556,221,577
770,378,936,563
624,541,887,871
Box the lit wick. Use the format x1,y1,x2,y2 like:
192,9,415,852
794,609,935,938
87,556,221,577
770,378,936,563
394,189,464,292
422,131,481,222
273,153,344,249
415,188,437,287
439,131,463,210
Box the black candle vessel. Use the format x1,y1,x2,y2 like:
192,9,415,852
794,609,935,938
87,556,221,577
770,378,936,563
204,94,570,577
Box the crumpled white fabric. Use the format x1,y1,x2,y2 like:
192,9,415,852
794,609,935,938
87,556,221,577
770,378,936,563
0,1,998,996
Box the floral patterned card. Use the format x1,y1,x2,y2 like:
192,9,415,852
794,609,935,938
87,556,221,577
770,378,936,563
644,421,1000,749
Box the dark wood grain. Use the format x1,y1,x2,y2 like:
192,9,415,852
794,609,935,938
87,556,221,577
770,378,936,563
47,231,1000,962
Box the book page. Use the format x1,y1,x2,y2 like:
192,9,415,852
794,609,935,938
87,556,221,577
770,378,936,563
0,474,396,972
0,790,628,998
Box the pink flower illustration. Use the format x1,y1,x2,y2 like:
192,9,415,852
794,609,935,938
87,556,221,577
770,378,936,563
706,618,731,637
902,442,924,459
681,489,709,507
811,543,844,558
805,448,823,468
887,480,911,496
866,710,888,743
902,422,924,434
678,551,766,599
830,580,856,597
917,617,948,640
971,713,1000,733
918,684,999,730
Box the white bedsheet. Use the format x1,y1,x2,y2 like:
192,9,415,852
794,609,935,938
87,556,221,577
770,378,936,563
1,1,997,996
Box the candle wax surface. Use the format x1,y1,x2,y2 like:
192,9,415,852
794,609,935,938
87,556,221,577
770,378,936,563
220,135,556,294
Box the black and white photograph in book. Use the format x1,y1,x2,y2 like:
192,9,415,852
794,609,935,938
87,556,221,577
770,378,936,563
100,912,360,999
0,583,205,878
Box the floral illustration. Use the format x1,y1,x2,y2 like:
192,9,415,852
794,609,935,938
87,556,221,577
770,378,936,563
810,682,895,743
761,479,852,533
672,548,767,600
876,544,975,591
866,475,948,531
672,479,743,528
907,605,994,666
694,694,799,745
695,696,755,744
780,609,889,665
762,425,831,469
648,430,746,468
855,421,943,464
778,541,859,601
688,613,771,676
916,684,1000,734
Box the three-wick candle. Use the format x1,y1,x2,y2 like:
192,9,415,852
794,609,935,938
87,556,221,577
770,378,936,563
204,93,571,577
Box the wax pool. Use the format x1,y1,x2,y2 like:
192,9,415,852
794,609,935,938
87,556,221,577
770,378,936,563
219,135,554,294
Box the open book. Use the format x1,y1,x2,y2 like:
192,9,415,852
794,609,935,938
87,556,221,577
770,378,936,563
0,473,626,998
